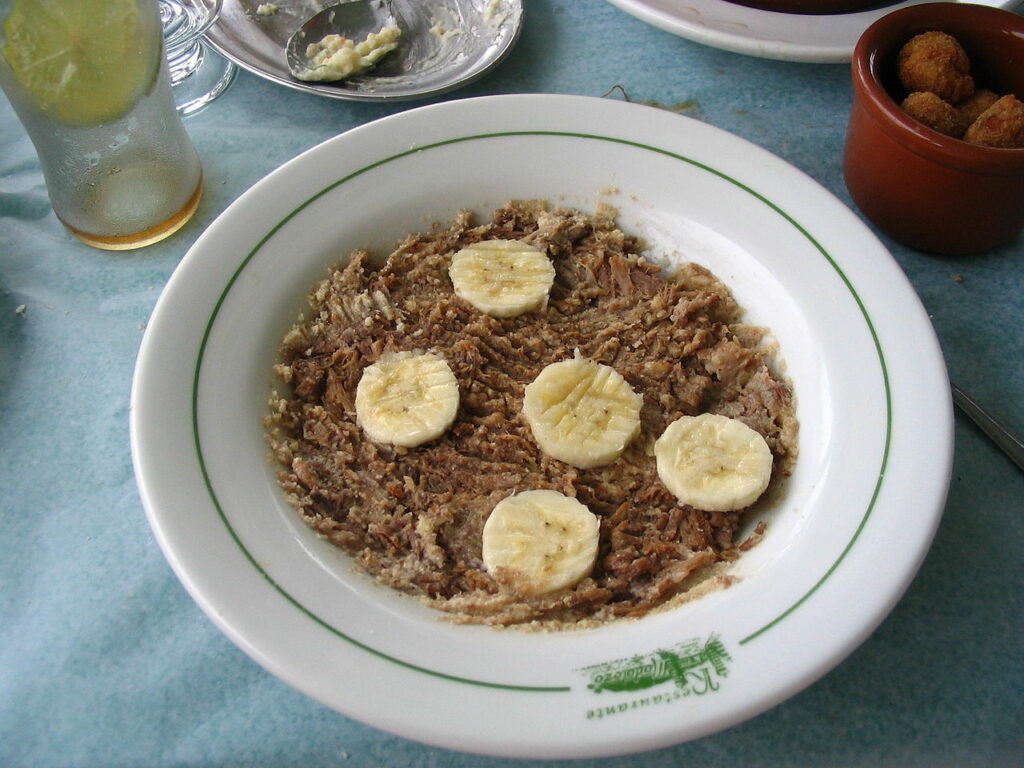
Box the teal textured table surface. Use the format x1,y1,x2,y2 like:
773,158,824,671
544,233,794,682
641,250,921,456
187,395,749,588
2,2,1022,766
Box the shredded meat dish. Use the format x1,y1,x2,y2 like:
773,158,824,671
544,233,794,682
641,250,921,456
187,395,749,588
266,201,798,627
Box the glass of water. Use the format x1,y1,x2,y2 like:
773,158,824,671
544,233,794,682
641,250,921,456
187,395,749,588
1,0,205,249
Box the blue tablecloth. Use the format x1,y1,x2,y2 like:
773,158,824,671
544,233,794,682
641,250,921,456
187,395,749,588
2,2,1022,765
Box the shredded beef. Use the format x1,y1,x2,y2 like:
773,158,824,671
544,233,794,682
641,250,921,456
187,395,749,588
266,201,798,627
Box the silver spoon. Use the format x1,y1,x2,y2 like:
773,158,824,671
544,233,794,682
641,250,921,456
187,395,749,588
952,383,1024,473
284,0,524,99
286,0,396,80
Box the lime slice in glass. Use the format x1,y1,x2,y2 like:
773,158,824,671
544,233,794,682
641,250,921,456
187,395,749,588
2,0,162,127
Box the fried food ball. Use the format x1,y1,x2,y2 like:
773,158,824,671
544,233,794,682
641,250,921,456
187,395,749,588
897,30,974,104
901,91,962,137
964,94,1024,148
956,89,999,132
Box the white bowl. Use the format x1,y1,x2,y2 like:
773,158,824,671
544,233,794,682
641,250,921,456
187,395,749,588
130,94,953,759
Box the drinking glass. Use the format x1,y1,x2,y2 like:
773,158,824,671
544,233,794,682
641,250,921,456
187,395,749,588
0,0,205,249
160,0,236,115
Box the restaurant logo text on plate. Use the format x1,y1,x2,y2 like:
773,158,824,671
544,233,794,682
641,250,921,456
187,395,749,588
577,634,731,720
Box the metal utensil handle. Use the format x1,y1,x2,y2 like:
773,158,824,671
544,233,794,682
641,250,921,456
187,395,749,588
951,384,1024,473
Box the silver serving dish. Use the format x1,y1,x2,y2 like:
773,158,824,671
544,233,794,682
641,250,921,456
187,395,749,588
206,0,524,101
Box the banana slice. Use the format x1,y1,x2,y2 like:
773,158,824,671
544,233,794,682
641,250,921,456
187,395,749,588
522,352,643,469
448,239,556,318
354,351,459,448
654,413,773,512
481,490,601,596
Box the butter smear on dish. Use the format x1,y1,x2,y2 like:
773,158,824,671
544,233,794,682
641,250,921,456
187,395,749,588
293,26,401,82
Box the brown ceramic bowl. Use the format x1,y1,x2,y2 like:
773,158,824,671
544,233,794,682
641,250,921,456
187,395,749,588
726,0,895,15
844,2,1024,255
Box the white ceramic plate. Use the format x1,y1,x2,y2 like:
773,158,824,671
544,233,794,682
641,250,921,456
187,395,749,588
130,94,952,758
602,0,1022,63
